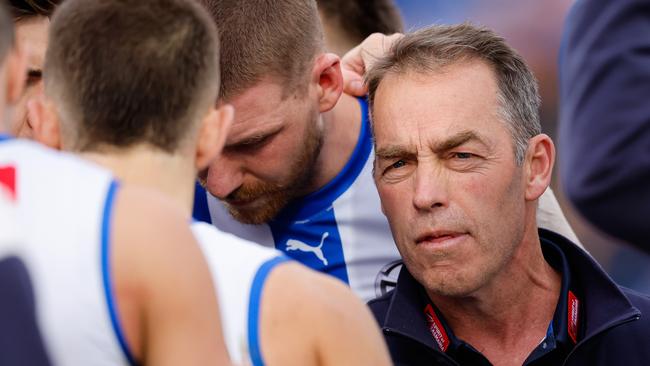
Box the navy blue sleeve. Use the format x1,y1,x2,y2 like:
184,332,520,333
558,0,650,251
0,257,51,366
192,180,212,224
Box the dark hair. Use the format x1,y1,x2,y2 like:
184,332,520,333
200,0,323,99
366,23,541,164
0,3,13,60
45,0,220,153
8,0,61,21
317,0,403,44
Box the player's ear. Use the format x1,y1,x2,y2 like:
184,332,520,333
195,103,234,171
28,96,62,150
5,43,27,104
312,52,343,113
524,134,555,201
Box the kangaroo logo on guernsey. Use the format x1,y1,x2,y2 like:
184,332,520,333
286,232,329,266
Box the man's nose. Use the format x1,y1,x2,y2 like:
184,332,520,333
412,163,449,211
205,155,244,199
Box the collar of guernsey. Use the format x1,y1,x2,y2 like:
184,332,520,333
272,96,373,222
378,229,641,365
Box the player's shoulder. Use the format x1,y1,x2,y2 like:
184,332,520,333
0,139,111,184
265,261,364,314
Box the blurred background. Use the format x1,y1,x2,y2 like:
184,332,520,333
392,0,650,293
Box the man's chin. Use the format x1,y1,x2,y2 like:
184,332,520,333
228,207,276,225
225,196,288,225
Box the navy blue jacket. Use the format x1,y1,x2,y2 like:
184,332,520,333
0,256,51,365
369,230,650,365
558,0,650,252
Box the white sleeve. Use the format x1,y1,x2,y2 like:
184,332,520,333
536,188,583,249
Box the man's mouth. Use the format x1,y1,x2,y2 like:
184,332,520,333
225,197,257,207
415,230,468,246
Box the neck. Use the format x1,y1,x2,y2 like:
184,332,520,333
82,145,196,217
309,93,361,192
429,219,561,361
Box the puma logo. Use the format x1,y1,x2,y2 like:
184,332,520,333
285,232,329,266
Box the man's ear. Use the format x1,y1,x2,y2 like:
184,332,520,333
5,43,27,104
195,103,234,171
28,96,62,150
524,134,555,201
312,52,343,113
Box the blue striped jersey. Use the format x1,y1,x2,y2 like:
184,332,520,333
194,98,402,301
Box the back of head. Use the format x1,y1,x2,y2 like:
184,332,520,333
0,3,13,68
46,0,220,153
366,23,541,164
8,0,61,21
200,0,323,99
317,0,403,50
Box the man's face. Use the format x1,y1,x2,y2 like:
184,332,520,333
202,80,322,224
372,61,528,298
10,16,49,138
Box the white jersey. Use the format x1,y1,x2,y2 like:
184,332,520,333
191,221,288,366
0,136,133,366
0,182,19,254
194,98,581,302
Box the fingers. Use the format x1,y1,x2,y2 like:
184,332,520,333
341,33,404,96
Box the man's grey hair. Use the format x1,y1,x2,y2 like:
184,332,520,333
366,23,541,164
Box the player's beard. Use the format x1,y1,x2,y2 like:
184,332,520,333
225,116,323,225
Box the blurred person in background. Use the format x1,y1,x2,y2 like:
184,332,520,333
0,3,50,363
316,0,403,56
559,0,650,254
6,0,60,138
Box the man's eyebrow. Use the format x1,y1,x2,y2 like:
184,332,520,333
432,131,489,154
375,145,416,160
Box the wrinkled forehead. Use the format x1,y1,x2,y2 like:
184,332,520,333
225,80,304,141
371,63,505,147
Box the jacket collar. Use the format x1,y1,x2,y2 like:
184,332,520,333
380,229,641,355
539,229,641,340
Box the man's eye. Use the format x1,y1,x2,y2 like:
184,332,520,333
453,152,473,159
229,136,270,153
26,70,42,87
391,160,406,169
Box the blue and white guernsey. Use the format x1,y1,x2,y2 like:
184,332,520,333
195,98,402,301
0,136,134,366
191,221,289,366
